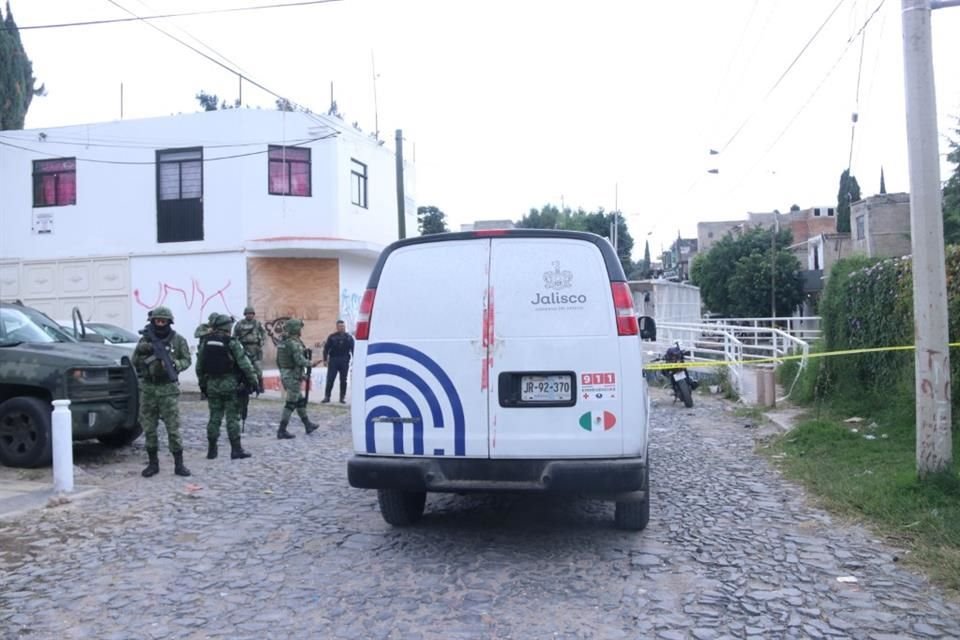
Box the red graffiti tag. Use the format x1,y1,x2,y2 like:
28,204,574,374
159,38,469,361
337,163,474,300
133,279,235,317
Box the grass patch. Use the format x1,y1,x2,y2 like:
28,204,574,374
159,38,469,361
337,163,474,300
761,414,960,592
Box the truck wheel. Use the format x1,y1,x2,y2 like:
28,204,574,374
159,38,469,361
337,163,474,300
677,378,694,408
377,489,426,526
97,423,143,448
615,459,650,531
0,397,53,468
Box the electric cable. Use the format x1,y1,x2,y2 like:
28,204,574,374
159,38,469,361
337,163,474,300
718,0,850,154
4,0,344,31
0,134,336,165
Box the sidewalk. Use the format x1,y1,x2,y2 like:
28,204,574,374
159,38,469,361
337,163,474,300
0,478,98,521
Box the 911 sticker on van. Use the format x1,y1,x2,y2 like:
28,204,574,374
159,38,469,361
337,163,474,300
363,342,466,457
579,372,617,401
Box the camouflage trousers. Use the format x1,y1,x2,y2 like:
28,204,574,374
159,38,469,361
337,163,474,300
279,369,310,425
242,347,263,380
139,382,183,453
205,375,244,441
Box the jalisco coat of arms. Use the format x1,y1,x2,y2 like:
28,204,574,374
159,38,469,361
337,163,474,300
543,261,573,290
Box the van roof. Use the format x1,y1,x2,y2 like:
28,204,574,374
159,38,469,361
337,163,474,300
367,229,627,287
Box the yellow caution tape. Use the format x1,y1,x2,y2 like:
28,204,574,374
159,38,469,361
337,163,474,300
643,341,960,371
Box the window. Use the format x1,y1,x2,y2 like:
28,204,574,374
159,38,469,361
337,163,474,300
33,158,76,207
156,147,203,243
268,145,311,196
827,208,835,216
813,208,821,217
856,215,865,240
351,158,368,208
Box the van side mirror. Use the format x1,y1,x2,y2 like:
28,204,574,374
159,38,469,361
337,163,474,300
639,316,656,341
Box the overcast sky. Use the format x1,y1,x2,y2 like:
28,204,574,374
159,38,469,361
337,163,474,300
10,0,960,259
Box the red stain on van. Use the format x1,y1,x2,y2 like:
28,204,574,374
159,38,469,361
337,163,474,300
481,286,495,390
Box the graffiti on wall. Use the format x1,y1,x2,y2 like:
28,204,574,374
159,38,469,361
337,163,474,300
133,278,236,322
264,316,291,346
340,288,362,332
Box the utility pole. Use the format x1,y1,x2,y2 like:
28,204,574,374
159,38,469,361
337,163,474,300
771,211,778,320
395,129,406,239
902,0,954,476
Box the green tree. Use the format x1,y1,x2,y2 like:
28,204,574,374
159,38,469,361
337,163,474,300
517,204,634,273
417,205,448,235
0,2,44,130
836,169,862,233
196,90,220,111
689,226,803,317
943,118,960,246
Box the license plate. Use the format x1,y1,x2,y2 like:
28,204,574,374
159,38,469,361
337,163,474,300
672,372,687,383
521,375,572,402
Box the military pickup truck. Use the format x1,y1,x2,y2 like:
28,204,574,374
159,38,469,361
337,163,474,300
0,301,141,468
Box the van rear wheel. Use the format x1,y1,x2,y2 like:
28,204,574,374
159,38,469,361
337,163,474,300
377,489,426,526
615,460,650,531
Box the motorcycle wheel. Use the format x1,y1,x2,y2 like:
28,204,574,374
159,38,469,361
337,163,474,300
677,378,694,408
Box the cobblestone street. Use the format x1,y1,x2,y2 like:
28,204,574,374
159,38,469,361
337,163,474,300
1,389,959,639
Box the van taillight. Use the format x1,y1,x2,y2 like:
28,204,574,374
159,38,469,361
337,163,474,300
611,282,638,336
355,288,376,340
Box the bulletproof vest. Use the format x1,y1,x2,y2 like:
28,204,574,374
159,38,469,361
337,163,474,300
202,337,235,376
236,320,260,345
276,339,300,369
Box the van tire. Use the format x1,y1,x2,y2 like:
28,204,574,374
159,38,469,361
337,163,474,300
0,397,53,468
677,379,694,408
615,461,650,531
377,489,426,526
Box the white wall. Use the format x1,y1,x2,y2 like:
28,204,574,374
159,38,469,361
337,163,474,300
129,250,247,349
338,255,377,333
0,110,409,261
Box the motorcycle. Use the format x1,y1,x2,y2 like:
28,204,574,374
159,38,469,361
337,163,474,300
654,342,698,408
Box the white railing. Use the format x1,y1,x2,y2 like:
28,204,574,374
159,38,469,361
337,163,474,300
648,319,811,401
700,315,821,343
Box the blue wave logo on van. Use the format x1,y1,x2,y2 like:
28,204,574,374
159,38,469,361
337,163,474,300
364,342,466,457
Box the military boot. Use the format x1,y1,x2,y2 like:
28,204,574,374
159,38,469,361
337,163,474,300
173,451,192,477
141,449,159,478
303,417,319,435
230,437,252,459
277,422,295,439
206,437,218,460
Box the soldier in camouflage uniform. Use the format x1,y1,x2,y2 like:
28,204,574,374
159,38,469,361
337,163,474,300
194,312,219,340
276,318,321,439
132,306,192,477
233,306,266,393
196,314,259,460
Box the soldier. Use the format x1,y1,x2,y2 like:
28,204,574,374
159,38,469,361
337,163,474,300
233,306,266,393
196,314,259,460
194,312,219,340
276,318,322,439
321,319,354,404
132,306,192,477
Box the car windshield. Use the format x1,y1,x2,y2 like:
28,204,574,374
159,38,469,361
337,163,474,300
88,323,139,343
0,307,78,346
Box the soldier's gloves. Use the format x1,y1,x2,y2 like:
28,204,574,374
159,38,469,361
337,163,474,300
136,342,153,355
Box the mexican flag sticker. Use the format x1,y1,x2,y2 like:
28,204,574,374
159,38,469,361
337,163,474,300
579,411,616,432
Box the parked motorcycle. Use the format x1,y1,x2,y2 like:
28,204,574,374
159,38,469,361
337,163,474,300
654,342,698,408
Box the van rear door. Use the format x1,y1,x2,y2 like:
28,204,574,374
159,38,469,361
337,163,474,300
488,237,624,458
360,239,490,459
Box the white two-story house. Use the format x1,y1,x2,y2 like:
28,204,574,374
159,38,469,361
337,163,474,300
0,109,417,374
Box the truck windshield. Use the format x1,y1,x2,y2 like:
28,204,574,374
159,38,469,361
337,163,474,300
0,308,77,345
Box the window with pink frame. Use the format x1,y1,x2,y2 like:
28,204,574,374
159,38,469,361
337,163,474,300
268,145,311,196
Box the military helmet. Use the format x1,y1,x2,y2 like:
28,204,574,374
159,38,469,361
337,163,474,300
244,306,256,315
149,306,174,322
208,312,218,324
285,318,304,336
212,313,233,330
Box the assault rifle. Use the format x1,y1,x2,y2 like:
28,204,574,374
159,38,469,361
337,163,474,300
140,326,179,382
299,348,313,408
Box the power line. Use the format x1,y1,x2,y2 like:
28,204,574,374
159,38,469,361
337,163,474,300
718,0,850,154
723,0,888,199
3,0,344,31
0,134,336,165
103,0,326,124
0,131,327,150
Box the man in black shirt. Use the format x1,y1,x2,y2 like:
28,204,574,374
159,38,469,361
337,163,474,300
322,319,355,403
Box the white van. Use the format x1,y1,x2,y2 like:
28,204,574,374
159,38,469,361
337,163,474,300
347,230,653,530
